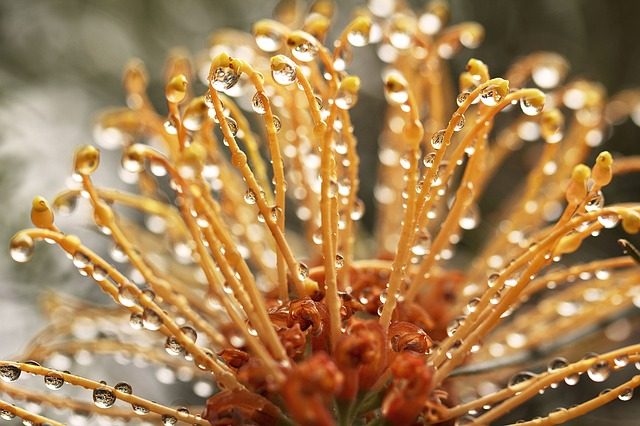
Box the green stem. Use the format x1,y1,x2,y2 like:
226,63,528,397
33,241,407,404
276,414,298,426
364,416,393,426
337,398,354,426
355,391,385,418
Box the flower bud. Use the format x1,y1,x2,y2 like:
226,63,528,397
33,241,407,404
31,196,54,229
73,145,100,176
592,151,613,187
303,14,331,40
123,59,149,95
347,16,372,47
620,209,640,234
252,20,284,52
540,109,564,143
384,72,409,105
565,164,590,205
165,74,188,104
335,76,360,110
465,58,487,79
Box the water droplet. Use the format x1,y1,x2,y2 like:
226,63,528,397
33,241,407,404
140,289,155,302
118,286,137,307
0,364,21,382
431,129,446,149
291,41,318,62
423,152,436,168
122,149,146,174
209,66,240,92
44,372,64,390
272,115,282,132
296,262,309,280
465,297,480,314
520,98,543,116
149,159,167,177
270,206,282,222
162,414,178,425
614,355,629,368
587,360,610,382
389,29,412,50
312,228,323,245
271,55,297,85
110,244,128,263
255,31,281,52
445,339,462,359
453,114,465,132
351,199,365,221
447,316,466,337
129,312,144,330
383,73,409,104
133,404,150,415
72,252,90,268
53,193,78,215
9,234,34,263
165,337,185,356
335,254,345,269
348,28,369,47
480,86,503,106
508,371,536,390
142,308,163,331
564,373,580,386
200,90,214,108
243,189,258,205
223,117,238,137
597,214,619,229
548,357,569,372
490,291,501,304
163,115,178,135
585,191,604,212
456,91,470,107
411,231,431,255
180,326,197,342
251,92,266,114
114,382,132,394
0,409,15,420
487,273,500,288
183,98,212,132
91,265,108,281
333,46,353,71
335,88,357,110
399,151,412,169
619,387,633,401
93,386,116,408
459,205,480,230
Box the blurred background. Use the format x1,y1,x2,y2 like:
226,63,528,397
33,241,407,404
1,0,640,424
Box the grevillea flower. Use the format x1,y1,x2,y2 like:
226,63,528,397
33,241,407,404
3,1,640,425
